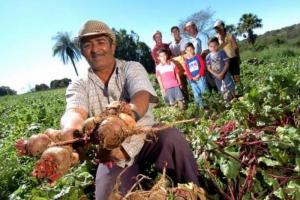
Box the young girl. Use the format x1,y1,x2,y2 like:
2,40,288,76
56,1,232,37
183,42,208,107
206,37,235,100
156,49,185,109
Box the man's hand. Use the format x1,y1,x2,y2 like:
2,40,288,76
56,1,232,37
60,108,88,140
98,146,130,169
193,75,200,81
215,73,224,80
110,146,129,162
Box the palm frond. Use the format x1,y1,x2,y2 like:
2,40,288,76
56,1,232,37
52,32,81,76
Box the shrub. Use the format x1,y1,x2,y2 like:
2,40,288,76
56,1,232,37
274,37,286,45
279,49,296,57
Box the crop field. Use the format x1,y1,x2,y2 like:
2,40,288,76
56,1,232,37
0,56,300,199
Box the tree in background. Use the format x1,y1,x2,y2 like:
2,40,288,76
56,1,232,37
179,8,215,40
52,32,81,76
35,84,50,92
225,24,238,36
237,13,262,47
136,41,155,73
113,29,155,73
50,78,72,89
0,86,16,96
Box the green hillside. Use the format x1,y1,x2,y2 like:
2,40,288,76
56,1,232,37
239,23,300,60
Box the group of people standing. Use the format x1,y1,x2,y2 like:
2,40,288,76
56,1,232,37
152,20,241,109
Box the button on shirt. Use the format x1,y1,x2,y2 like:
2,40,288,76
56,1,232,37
65,59,158,167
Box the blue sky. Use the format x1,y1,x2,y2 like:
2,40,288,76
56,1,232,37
1,0,300,93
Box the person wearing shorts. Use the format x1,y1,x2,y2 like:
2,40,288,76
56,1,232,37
156,49,185,109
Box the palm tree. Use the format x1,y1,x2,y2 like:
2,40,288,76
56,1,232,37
237,13,262,46
52,32,81,76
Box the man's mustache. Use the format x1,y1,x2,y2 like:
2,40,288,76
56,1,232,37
91,52,106,58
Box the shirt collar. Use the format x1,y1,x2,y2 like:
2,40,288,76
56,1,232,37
87,59,121,88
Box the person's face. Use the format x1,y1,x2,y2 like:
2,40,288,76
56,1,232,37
81,35,116,72
158,52,167,64
185,46,195,57
154,33,162,44
208,41,218,52
186,25,197,37
214,26,224,34
171,28,180,40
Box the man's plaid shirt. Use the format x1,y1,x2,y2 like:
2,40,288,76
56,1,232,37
65,59,157,167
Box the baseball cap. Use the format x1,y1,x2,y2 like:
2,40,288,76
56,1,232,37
78,20,116,44
214,20,225,28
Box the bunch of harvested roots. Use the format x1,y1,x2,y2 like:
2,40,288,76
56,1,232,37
14,101,150,183
15,101,195,184
108,167,206,200
15,129,79,183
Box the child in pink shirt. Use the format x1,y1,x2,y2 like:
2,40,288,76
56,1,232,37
156,49,185,109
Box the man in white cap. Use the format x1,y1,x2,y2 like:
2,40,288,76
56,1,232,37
184,21,202,55
60,20,200,200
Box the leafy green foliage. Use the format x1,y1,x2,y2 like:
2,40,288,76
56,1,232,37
0,89,93,200
52,32,81,76
0,55,300,199
237,13,262,47
152,56,300,199
113,29,155,73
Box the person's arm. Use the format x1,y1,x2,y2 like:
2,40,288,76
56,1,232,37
220,60,229,79
183,61,193,80
113,62,157,166
173,62,182,86
230,35,239,52
156,76,166,97
106,91,152,163
197,54,205,77
206,54,220,78
60,108,88,141
230,35,240,55
206,64,217,77
61,79,89,140
218,51,230,80
176,73,182,87
129,90,150,119
156,67,166,97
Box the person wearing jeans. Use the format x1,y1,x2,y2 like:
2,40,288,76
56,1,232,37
60,20,200,200
190,77,207,107
183,42,208,107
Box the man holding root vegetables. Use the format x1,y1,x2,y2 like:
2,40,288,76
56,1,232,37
60,20,200,199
